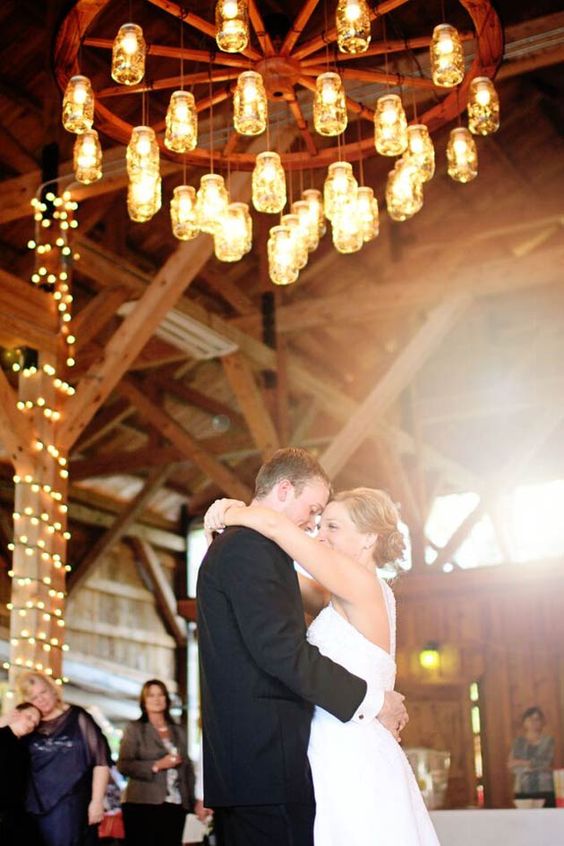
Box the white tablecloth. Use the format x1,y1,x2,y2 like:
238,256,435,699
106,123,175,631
430,809,564,846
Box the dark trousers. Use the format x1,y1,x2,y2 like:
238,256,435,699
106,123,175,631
514,791,556,808
122,802,185,846
213,803,315,846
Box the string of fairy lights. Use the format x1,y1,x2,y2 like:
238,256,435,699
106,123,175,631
4,190,81,688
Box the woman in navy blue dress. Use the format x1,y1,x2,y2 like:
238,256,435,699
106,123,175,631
17,670,111,846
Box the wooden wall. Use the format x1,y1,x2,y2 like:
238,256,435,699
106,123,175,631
394,560,564,808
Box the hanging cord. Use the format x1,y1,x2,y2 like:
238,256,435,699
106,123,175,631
357,116,365,187
209,66,214,173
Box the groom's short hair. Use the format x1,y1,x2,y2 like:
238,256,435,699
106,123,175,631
254,447,331,500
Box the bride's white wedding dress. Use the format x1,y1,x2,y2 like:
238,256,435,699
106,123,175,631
307,579,440,845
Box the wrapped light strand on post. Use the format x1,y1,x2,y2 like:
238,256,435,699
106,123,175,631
215,0,249,53
405,124,435,182
313,72,348,137
170,185,199,240
73,130,102,184
323,161,358,221
430,24,465,88
467,77,500,135
336,0,371,54
165,91,198,152
374,94,408,156
233,71,267,136
62,76,94,134
111,23,146,85
268,225,299,286
447,127,478,182
252,151,286,213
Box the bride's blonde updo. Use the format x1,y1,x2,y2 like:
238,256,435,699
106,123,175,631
332,487,406,568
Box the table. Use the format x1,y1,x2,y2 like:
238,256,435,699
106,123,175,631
430,809,564,846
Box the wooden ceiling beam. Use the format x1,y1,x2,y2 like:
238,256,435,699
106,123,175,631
160,375,246,429
67,464,173,595
0,368,34,466
70,445,184,481
72,285,130,352
221,351,280,459
118,376,252,501
432,397,564,569
321,294,471,477
74,397,134,452
0,268,58,354
130,537,187,646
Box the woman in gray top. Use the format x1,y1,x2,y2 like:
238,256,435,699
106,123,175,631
118,679,195,846
508,706,555,807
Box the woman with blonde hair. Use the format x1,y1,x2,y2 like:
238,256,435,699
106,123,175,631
17,670,110,846
203,488,439,846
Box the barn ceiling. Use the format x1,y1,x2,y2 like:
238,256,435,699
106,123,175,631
0,0,563,574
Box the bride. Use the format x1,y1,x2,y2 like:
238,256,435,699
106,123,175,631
204,487,439,845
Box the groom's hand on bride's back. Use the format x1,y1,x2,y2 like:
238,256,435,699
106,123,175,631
377,690,408,741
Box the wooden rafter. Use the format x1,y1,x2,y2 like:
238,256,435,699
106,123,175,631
72,286,129,352
118,377,252,501
432,398,564,569
130,538,187,646
321,294,471,477
0,268,58,354
67,464,173,594
280,0,321,56
70,446,183,481
248,0,275,57
221,352,280,459
0,368,34,466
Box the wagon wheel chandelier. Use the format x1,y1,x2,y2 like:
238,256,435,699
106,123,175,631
53,0,503,284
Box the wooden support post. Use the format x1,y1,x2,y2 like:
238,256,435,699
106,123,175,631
221,351,280,459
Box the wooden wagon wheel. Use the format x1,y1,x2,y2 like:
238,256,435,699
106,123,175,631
54,0,503,171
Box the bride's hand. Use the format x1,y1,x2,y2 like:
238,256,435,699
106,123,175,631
204,498,246,534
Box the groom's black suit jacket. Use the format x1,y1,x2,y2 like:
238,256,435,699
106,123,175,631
197,526,367,807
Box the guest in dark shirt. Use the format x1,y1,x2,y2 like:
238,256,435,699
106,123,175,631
17,670,111,846
0,702,41,845
508,706,555,807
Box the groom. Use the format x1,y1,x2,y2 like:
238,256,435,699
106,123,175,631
197,447,407,846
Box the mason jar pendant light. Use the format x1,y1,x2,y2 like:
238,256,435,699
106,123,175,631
233,71,267,136
467,77,500,135
302,188,326,238
165,91,198,152
355,186,379,242
196,173,230,233
111,23,146,86
229,201,253,254
386,158,424,222
215,0,249,53
126,127,159,178
447,127,478,182
291,200,319,252
323,161,358,221
405,124,435,182
214,202,251,262
73,130,102,184
268,225,299,286
313,72,348,137
430,24,464,88
332,202,364,254
335,0,371,54
374,94,408,156
281,213,308,271
62,76,94,134
252,151,286,213
170,185,199,241
127,174,161,223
